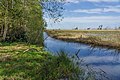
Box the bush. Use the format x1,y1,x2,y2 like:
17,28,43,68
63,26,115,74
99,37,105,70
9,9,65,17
39,51,84,80
6,27,27,42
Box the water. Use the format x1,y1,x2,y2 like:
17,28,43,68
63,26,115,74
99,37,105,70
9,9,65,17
44,32,120,80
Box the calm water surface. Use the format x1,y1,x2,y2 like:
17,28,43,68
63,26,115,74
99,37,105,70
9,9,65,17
44,33,120,80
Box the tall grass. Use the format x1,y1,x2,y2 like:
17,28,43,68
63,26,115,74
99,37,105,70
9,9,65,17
46,30,120,50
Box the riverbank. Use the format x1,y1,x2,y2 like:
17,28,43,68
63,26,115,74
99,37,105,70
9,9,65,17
46,30,120,50
0,42,82,80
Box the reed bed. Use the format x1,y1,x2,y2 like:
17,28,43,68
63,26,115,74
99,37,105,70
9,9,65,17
46,30,120,50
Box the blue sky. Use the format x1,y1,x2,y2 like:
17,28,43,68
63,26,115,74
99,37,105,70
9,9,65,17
45,0,120,29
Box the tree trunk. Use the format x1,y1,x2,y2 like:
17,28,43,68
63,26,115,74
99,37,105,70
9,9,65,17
2,17,8,41
2,1,8,41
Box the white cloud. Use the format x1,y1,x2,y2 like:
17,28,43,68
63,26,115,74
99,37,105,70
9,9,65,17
72,8,103,13
45,16,120,29
71,5,120,13
65,0,120,3
65,0,80,3
95,4,120,8
61,16,120,23
45,16,120,24
81,0,120,2
104,8,120,13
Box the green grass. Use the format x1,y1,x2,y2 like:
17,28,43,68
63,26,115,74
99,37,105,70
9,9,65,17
0,42,46,80
0,42,109,80
0,42,84,80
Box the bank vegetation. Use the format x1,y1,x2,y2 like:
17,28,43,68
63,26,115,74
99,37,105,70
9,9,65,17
46,30,120,50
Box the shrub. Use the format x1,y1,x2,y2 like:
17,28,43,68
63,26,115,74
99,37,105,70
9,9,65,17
6,27,27,42
39,51,84,80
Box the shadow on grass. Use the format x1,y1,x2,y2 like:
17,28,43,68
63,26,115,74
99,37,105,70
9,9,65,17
0,42,24,47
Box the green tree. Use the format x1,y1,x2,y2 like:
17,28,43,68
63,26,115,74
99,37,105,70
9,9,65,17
0,0,65,46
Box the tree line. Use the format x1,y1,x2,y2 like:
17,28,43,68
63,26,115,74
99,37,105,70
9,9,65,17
0,0,64,46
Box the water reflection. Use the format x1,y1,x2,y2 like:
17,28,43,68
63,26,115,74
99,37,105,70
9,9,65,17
44,32,120,80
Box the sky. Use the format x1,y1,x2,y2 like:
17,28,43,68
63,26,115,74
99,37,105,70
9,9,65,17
45,0,120,30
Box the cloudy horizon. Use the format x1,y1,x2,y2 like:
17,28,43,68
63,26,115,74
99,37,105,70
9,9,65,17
45,0,120,29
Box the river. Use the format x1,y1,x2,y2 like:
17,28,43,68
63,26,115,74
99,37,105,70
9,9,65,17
44,32,120,80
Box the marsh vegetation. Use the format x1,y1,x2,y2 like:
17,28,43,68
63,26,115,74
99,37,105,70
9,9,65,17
46,30,120,50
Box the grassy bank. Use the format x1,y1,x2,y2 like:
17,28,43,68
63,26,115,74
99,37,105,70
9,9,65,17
0,42,110,80
0,42,83,80
46,30,120,50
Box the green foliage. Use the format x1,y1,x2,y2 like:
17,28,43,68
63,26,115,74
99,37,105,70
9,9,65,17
39,51,83,80
6,26,27,42
0,0,65,46
0,43,82,80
